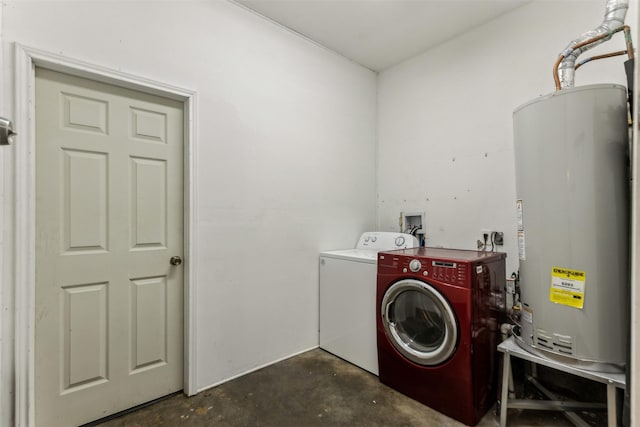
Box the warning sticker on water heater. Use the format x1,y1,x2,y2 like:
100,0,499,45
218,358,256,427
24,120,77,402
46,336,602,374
549,267,586,309
517,231,526,260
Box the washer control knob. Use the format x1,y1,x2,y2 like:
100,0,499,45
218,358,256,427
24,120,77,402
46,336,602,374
409,259,422,272
395,236,406,246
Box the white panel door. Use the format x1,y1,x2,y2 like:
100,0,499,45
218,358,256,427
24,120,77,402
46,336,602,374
35,68,184,427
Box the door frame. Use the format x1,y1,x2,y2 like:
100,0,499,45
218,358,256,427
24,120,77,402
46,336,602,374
13,44,199,426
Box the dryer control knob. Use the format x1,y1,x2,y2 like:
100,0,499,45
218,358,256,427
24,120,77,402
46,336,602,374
395,236,406,246
409,259,422,272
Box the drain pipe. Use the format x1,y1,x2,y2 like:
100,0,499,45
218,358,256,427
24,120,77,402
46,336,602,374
555,0,629,89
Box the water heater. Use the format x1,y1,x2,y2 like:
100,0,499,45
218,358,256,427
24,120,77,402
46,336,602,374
513,84,629,371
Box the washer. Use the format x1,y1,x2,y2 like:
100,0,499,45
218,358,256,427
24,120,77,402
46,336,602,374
376,247,505,426
319,232,418,375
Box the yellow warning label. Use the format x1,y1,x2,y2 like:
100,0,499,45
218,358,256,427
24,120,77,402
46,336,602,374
550,267,586,309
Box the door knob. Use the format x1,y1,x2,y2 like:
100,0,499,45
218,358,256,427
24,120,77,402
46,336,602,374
170,256,182,266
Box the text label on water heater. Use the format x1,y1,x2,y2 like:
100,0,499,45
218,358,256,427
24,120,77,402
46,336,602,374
549,267,586,309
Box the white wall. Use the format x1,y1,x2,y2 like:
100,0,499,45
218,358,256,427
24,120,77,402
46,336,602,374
377,0,637,277
0,0,377,419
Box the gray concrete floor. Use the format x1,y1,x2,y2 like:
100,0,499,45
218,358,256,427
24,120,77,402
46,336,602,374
95,348,607,427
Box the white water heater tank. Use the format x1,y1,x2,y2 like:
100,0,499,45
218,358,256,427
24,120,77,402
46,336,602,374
513,84,629,371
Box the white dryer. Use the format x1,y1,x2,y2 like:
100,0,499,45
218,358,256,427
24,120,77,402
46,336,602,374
319,232,419,375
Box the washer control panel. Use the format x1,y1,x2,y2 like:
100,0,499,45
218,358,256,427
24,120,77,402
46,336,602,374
356,232,419,250
409,259,422,272
430,260,467,286
394,257,468,286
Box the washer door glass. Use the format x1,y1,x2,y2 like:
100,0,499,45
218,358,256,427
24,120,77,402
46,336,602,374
381,279,458,366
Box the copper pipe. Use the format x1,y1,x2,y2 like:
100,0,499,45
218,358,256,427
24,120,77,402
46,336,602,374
572,25,626,51
575,50,628,69
553,25,632,90
553,55,564,90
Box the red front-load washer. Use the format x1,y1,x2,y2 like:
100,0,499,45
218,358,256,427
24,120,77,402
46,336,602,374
376,247,505,426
